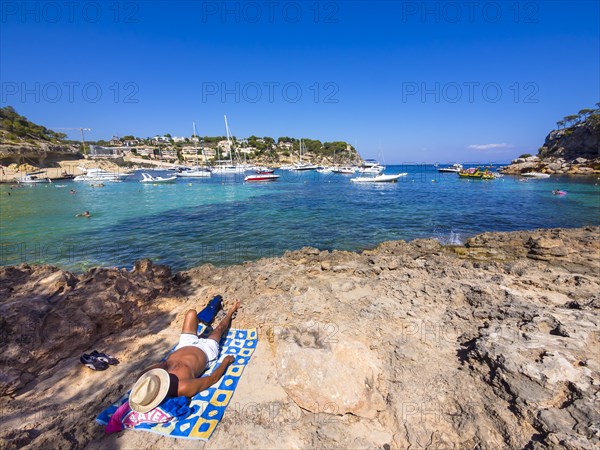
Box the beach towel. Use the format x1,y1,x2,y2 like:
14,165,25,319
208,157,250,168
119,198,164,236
96,324,257,441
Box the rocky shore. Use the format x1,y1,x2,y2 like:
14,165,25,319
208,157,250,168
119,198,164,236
501,115,600,176
1,227,599,449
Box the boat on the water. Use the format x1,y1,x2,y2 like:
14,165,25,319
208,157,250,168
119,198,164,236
438,163,463,173
176,167,211,178
139,173,177,183
16,172,50,183
74,168,129,182
522,172,551,179
458,167,496,179
358,164,384,174
333,166,357,174
351,173,407,183
244,173,280,182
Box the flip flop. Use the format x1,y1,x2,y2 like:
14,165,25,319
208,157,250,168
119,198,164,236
91,350,119,365
80,354,109,371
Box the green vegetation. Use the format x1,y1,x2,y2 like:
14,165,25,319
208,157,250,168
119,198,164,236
555,103,600,129
1,106,358,163
0,106,67,142
518,153,532,158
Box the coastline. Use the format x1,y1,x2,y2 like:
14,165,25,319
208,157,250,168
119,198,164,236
1,226,598,449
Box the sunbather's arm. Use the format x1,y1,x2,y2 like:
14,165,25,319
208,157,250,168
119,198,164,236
178,356,235,397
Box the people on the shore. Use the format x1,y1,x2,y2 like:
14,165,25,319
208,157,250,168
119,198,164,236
129,300,240,412
76,211,91,218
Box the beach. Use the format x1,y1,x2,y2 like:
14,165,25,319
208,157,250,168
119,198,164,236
1,226,598,449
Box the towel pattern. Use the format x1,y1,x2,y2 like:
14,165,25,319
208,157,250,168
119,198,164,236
96,326,257,441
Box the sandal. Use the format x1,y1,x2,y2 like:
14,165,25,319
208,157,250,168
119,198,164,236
80,353,109,371
91,350,119,365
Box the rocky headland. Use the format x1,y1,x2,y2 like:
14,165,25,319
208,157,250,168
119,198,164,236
502,111,600,176
0,227,599,449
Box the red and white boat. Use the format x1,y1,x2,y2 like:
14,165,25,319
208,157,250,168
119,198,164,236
244,173,280,182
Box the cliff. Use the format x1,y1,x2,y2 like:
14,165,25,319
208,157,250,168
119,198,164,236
502,112,600,175
0,106,82,165
1,227,599,449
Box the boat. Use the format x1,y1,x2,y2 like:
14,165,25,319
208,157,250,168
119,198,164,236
73,168,129,182
333,166,357,174
351,173,407,183
212,115,247,174
139,173,177,183
177,122,212,178
438,163,463,173
361,159,380,168
358,164,384,174
16,172,50,183
317,166,334,174
176,167,211,178
290,140,319,171
522,172,551,179
244,173,280,182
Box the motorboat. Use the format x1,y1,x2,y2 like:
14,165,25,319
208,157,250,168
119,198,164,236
290,162,319,171
139,173,177,183
521,172,551,179
211,164,246,174
358,164,385,174
16,172,50,183
74,168,129,182
251,166,275,174
176,167,211,178
351,173,407,183
361,159,380,168
317,166,334,174
438,163,463,173
244,173,280,182
333,166,357,174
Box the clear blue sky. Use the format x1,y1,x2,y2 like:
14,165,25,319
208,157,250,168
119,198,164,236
1,1,598,163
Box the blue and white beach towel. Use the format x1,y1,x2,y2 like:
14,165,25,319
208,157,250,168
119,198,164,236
96,325,257,441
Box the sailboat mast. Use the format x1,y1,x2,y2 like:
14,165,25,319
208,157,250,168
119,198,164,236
224,114,233,164
192,121,198,166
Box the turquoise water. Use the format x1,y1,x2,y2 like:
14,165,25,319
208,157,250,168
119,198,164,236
1,165,599,272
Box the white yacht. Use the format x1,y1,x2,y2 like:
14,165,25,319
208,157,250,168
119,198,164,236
358,164,385,174
521,172,551,179
176,167,211,178
351,173,408,183
333,166,357,174
73,168,129,182
438,163,463,173
16,172,50,183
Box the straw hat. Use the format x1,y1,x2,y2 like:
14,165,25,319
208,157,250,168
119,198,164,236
129,368,171,413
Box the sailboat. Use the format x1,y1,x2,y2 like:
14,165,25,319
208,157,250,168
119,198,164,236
212,115,247,174
176,121,211,178
290,139,319,171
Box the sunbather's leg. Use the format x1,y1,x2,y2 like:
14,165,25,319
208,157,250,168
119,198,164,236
182,309,199,335
208,300,240,342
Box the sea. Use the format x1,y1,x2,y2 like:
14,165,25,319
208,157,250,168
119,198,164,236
1,165,599,273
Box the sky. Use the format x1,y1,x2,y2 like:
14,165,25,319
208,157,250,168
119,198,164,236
1,1,599,163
